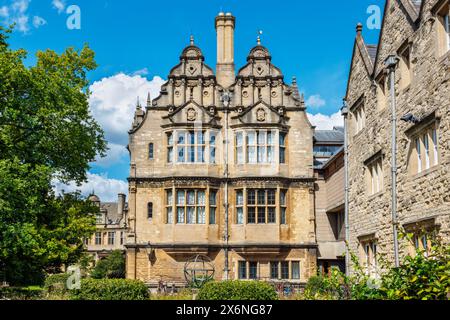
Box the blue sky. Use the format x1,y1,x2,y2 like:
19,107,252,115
1,0,384,200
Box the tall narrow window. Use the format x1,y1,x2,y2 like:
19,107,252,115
167,133,174,163
249,262,258,279
209,190,217,224
423,133,430,170
147,202,153,219
368,159,383,195
209,132,216,164
292,262,300,280
95,232,102,245
188,132,195,163
166,190,173,224
196,191,206,224
108,232,115,245
120,232,124,245
279,132,286,164
280,190,287,225
432,129,438,166
176,190,185,223
236,190,244,224
281,262,289,280
186,190,196,224
267,189,276,223
416,138,422,173
247,190,256,223
236,132,244,164
149,143,154,160
247,131,257,163
238,261,247,279
196,131,205,163
270,262,279,279
177,132,186,163
399,45,412,90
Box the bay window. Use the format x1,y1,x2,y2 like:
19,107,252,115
235,129,287,164
167,130,216,164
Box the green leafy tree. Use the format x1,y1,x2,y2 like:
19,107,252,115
91,250,126,279
0,26,107,285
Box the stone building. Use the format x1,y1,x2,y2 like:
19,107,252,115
85,194,129,260
345,0,450,273
125,12,318,289
313,129,345,275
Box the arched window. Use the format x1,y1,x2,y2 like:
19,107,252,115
147,202,153,219
149,143,154,160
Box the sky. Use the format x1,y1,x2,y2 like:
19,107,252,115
1,0,384,201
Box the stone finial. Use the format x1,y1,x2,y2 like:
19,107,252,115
356,23,363,35
136,96,141,109
147,92,151,108
292,76,301,101
257,30,263,46
190,34,194,46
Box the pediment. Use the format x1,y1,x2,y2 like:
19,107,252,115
232,101,286,126
165,101,216,125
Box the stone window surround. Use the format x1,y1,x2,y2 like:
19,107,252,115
350,95,366,135
237,260,301,281
357,234,378,274
234,187,288,225
166,129,218,164
107,231,115,245
164,188,218,225
397,40,413,91
432,0,450,55
374,71,388,111
363,150,384,197
234,129,287,165
403,217,439,257
405,112,440,176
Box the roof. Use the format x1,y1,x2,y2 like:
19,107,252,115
366,45,378,64
314,130,344,143
101,202,126,225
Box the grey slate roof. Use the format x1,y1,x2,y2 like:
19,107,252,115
366,45,378,64
314,130,344,143
101,202,125,224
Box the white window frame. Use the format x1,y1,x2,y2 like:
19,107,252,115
432,128,439,166
423,133,430,170
416,138,422,173
445,13,450,51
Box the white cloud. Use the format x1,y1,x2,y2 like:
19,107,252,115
52,0,66,14
306,94,326,108
53,173,128,202
132,68,149,76
32,15,47,28
94,142,128,168
307,111,343,130
0,6,9,18
0,0,46,33
89,73,165,147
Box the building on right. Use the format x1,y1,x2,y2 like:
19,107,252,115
344,0,450,274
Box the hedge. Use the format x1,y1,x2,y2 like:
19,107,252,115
44,273,70,294
70,279,150,300
0,286,44,300
198,281,278,300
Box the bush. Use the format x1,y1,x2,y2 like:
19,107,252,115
44,273,70,292
0,286,44,300
198,281,278,300
70,279,149,300
91,250,125,279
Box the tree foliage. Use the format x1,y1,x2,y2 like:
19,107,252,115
0,26,106,285
91,250,126,279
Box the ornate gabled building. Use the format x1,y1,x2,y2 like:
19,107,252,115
125,12,318,289
85,194,129,260
345,0,450,274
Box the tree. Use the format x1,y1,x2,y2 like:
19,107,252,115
91,250,126,279
0,26,107,285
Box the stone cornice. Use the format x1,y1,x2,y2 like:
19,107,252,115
128,176,315,185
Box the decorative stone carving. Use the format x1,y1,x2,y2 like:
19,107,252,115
256,108,266,122
187,108,197,121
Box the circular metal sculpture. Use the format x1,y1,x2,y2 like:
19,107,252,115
184,255,215,288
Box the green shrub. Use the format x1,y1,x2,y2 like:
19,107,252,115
70,279,149,300
91,250,125,279
44,273,70,292
198,281,278,300
0,286,44,300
